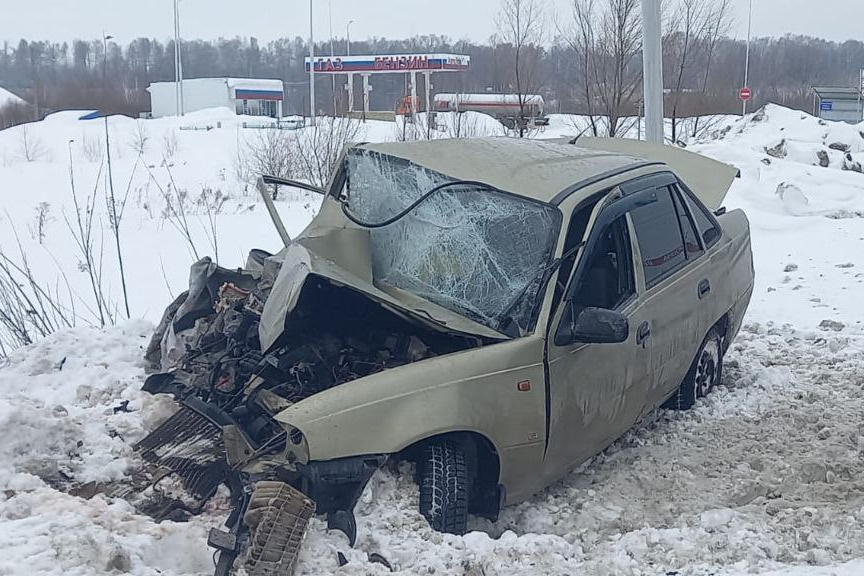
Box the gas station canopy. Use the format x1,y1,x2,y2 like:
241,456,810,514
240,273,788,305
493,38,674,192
304,53,470,74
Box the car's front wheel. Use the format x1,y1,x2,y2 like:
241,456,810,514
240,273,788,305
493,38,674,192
419,440,469,535
664,328,723,410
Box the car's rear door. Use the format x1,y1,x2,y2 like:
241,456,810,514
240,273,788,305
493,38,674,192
622,173,715,411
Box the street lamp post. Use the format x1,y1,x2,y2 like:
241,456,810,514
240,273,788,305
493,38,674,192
347,20,354,56
743,0,753,116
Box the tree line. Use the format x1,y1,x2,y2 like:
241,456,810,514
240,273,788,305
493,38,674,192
1,0,863,132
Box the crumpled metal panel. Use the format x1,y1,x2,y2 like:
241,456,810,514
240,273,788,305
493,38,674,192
134,406,228,501
346,149,559,334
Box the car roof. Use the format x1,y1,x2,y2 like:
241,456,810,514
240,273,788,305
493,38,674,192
355,138,647,205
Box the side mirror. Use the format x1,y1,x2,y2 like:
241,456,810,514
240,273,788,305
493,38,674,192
568,307,629,344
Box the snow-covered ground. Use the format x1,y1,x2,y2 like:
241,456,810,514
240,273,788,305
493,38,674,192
1,104,864,575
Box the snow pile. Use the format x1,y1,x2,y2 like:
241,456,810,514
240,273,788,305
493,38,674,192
542,112,741,145
0,86,25,108
1,104,864,575
688,104,864,332
0,323,227,575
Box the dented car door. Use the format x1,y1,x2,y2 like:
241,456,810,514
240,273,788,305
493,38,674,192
623,174,716,410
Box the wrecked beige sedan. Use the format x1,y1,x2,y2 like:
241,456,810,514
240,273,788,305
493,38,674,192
138,137,754,575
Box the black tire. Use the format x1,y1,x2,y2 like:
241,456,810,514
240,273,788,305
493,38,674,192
419,441,469,535
664,328,723,411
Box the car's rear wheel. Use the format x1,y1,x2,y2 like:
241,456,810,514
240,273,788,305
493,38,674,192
664,328,723,411
419,441,469,535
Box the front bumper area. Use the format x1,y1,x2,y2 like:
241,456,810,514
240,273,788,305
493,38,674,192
133,397,387,574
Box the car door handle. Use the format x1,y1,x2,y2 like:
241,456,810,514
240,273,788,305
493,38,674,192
698,279,711,299
636,321,651,346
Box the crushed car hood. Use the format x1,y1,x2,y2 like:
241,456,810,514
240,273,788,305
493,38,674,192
259,239,507,352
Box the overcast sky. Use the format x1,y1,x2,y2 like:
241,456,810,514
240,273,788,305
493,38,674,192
1,0,862,46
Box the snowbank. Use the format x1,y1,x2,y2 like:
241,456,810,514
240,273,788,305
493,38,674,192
0,86,25,107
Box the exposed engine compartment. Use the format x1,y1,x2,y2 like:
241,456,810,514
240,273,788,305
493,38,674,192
134,254,484,574
140,259,481,496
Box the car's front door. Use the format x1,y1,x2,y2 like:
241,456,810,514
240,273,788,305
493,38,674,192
542,192,653,482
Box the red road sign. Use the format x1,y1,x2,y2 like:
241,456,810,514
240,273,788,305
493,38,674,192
739,87,752,101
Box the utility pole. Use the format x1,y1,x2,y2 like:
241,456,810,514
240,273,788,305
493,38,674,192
641,0,664,143
743,0,753,116
309,0,316,126
173,0,185,116
347,20,354,56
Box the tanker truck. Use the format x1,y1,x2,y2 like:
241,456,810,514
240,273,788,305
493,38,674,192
433,93,549,129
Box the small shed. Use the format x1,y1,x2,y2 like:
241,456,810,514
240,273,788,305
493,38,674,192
812,86,862,124
148,78,284,118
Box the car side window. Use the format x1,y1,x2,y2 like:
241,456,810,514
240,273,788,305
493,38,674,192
552,201,597,313
679,185,721,248
630,186,687,288
669,186,703,259
571,216,635,311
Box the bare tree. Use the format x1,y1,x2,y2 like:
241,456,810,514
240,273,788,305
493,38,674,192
236,127,297,187
566,0,600,136
496,0,546,137
569,0,642,137
129,119,151,155
290,117,361,188
145,163,201,261
690,0,733,138
18,125,48,162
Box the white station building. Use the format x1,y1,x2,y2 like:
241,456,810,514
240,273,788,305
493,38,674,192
147,78,285,118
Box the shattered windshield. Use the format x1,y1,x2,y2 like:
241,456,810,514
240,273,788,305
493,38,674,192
344,148,560,336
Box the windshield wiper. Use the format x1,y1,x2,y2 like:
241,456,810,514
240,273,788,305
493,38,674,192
496,240,587,335
340,179,503,229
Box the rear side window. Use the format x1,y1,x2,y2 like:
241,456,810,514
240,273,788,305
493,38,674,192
669,187,702,259
630,187,686,288
679,186,721,248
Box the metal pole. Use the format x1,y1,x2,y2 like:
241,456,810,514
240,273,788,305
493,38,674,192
425,71,432,134
641,0,664,143
347,21,354,56
858,68,863,122
174,0,185,116
329,0,336,115
309,0,316,126
362,74,370,121
743,0,753,116
173,0,180,116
